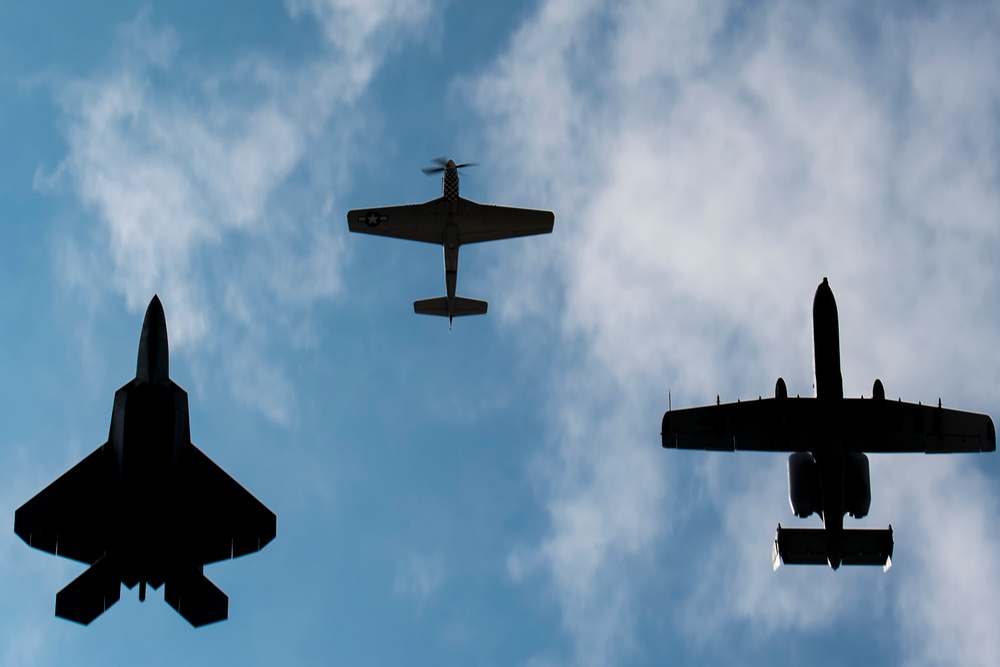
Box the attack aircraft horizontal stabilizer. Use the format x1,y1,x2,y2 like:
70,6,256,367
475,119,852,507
772,524,893,572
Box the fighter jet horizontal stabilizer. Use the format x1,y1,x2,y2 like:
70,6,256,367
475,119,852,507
414,296,488,317
165,569,229,628
773,524,893,571
55,555,121,625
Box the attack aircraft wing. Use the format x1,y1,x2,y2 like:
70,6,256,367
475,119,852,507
661,391,996,454
347,197,554,245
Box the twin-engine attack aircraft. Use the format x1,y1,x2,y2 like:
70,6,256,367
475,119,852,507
347,157,555,326
661,278,995,570
15,296,276,627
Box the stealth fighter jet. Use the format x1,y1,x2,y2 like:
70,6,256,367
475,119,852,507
15,296,276,626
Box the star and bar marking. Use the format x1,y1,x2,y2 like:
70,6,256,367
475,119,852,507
360,211,388,228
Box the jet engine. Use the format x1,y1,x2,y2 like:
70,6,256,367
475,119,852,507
787,452,822,518
843,452,871,519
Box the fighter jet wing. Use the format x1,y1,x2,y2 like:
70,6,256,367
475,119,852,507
177,444,276,565
347,198,554,245
14,444,113,564
662,398,996,453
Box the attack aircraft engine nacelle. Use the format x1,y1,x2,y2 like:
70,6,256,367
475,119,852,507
788,452,822,518
788,452,871,519
837,379,882,520
844,452,872,519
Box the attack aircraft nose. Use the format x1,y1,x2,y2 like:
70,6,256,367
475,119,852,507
136,295,170,385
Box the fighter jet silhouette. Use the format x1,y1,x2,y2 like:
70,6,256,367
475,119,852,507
662,278,995,570
15,296,276,626
347,157,554,326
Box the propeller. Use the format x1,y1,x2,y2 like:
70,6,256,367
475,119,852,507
421,157,479,175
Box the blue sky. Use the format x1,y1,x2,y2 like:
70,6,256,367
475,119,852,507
1,1,999,665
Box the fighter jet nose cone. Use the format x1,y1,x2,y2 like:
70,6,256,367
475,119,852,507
137,295,170,384
144,295,165,325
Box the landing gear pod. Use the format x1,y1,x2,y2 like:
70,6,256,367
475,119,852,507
775,377,788,400
872,378,885,401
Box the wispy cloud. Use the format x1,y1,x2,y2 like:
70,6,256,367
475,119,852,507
37,3,436,423
472,0,1000,664
394,551,446,605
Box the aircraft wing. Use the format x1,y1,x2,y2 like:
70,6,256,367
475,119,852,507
14,445,113,564
347,199,451,244
662,398,797,451
853,400,996,453
177,444,276,565
662,397,996,453
451,198,554,244
347,197,554,245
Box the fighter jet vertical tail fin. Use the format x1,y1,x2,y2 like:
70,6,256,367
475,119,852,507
55,555,121,625
164,568,229,627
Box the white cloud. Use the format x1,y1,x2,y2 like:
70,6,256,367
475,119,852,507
472,0,1000,664
39,5,437,422
394,551,446,605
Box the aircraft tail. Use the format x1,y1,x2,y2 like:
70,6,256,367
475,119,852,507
772,525,893,571
413,296,488,317
55,555,121,625
164,567,229,627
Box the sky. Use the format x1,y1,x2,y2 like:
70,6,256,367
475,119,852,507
1,0,999,665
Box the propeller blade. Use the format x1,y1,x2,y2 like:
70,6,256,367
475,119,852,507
422,158,477,175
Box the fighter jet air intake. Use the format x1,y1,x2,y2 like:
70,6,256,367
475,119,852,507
661,278,995,570
347,157,555,326
15,296,276,627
